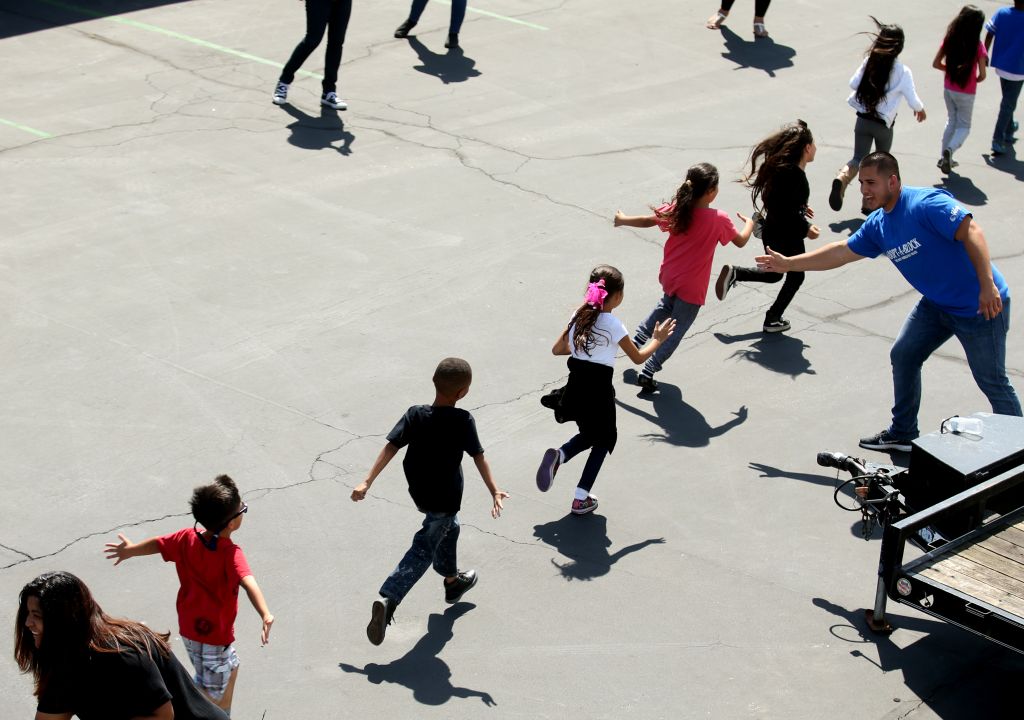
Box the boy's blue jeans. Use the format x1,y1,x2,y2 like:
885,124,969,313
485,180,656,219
888,297,1021,440
380,511,459,604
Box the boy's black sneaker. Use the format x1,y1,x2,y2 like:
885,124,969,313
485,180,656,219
858,429,912,453
444,570,478,604
637,373,658,392
394,20,416,38
367,596,396,645
445,33,460,49
762,318,790,333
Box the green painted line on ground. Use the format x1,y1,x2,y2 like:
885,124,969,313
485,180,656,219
436,0,549,30
0,117,52,138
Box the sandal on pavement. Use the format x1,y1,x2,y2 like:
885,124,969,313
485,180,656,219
753,20,769,38
706,10,728,29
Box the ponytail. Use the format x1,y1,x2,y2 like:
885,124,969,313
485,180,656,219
657,163,719,234
570,265,624,356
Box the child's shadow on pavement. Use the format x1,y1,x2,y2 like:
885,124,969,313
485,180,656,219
407,36,481,84
338,603,494,706
280,103,355,155
619,372,748,447
532,513,665,581
934,174,988,206
714,331,815,378
718,25,795,77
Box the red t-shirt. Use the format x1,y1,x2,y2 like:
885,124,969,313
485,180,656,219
656,204,738,305
157,528,251,646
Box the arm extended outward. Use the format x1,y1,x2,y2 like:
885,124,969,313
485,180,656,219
756,239,864,274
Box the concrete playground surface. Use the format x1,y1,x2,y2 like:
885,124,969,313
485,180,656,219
2,0,1022,717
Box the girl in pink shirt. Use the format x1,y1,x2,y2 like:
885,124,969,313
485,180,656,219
933,5,989,173
613,163,755,391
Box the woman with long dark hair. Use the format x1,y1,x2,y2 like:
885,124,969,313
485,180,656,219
830,18,926,213
15,571,227,720
933,6,988,173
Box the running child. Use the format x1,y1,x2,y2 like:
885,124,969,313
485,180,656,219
351,357,508,646
536,265,676,515
104,475,273,717
715,120,821,334
830,18,926,212
985,0,1024,155
933,5,988,173
614,163,755,390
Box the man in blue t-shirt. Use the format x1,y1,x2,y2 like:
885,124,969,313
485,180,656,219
986,0,1024,155
756,152,1021,452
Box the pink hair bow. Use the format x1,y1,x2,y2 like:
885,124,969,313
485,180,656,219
585,278,608,308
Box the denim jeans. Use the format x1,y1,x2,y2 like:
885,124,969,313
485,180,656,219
888,297,1021,439
993,77,1023,144
632,293,701,376
942,88,976,153
279,0,353,93
380,511,459,604
408,0,467,34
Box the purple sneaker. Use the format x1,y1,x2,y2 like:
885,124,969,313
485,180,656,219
536,448,560,492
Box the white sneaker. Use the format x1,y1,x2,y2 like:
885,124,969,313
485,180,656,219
272,82,289,105
321,92,347,110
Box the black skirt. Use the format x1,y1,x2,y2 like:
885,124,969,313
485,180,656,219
542,357,617,452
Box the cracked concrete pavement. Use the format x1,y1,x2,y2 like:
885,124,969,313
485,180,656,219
2,0,1022,718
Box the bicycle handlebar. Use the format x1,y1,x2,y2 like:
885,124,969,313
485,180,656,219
817,451,869,477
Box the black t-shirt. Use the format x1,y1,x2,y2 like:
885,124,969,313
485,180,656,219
762,165,811,244
387,404,484,513
37,645,227,720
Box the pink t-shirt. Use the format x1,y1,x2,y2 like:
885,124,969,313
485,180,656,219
943,40,988,94
655,203,737,305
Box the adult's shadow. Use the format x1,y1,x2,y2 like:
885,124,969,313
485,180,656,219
748,461,873,536
812,596,1024,716
828,218,864,237
718,25,795,77
338,603,494,706
619,372,748,447
279,103,355,155
934,173,988,206
532,513,665,581
713,331,814,379
983,151,1024,181
407,36,481,84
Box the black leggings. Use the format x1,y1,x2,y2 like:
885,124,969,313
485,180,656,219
735,235,806,322
279,0,353,94
720,0,772,15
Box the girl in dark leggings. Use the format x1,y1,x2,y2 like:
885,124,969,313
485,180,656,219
707,0,772,38
273,0,353,110
714,120,820,334
394,0,468,49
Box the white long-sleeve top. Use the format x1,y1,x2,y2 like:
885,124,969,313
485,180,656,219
846,59,924,127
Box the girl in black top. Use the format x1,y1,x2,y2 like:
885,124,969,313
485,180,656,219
714,120,820,333
15,571,227,720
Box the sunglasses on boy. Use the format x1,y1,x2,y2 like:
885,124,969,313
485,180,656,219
195,503,248,551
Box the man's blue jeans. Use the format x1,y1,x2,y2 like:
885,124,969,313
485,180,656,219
633,293,701,376
380,512,459,604
889,297,1021,439
993,77,1023,144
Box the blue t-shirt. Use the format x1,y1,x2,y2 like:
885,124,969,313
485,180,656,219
986,7,1024,76
847,187,1009,317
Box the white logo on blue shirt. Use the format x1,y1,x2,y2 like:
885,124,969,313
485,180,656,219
885,238,922,263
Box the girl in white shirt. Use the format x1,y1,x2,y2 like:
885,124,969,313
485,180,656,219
830,18,926,213
536,265,675,515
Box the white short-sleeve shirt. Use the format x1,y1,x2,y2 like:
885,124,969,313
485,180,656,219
569,312,628,368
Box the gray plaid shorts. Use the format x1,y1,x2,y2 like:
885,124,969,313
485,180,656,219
182,637,240,699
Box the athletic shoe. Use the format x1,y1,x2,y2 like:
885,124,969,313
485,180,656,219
444,570,478,603
939,148,952,175
763,318,790,333
571,495,598,515
393,19,416,38
992,141,1007,156
366,596,396,645
751,211,764,240
321,92,347,110
445,33,460,49
637,373,659,392
829,178,844,212
272,82,289,105
858,429,912,453
536,448,560,492
715,264,737,301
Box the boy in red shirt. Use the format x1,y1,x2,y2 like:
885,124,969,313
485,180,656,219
105,475,273,717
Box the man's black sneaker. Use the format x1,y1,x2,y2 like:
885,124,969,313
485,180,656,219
858,429,913,453
445,33,460,49
637,373,659,392
763,318,791,333
394,20,416,38
367,596,396,645
444,570,478,604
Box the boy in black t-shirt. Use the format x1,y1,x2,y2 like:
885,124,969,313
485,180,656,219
351,357,509,645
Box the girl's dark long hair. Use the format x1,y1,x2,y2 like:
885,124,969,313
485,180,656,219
943,6,985,89
15,571,171,699
570,265,624,356
855,17,906,116
741,120,814,213
656,163,719,234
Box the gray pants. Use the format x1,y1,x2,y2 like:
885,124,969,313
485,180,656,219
847,115,894,169
942,88,976,154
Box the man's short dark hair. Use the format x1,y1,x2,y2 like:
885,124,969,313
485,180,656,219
861,151,901,181
190,475,242,531
433,357,472,396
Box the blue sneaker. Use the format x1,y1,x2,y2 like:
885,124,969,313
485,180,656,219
992,141,1008,156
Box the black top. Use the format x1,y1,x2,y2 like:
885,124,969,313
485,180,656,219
762,165,811,244
387,405,484,513
37,645,228,720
